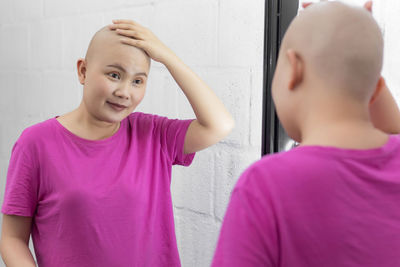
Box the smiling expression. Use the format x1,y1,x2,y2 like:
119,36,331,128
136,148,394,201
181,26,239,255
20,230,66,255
78,27,151,123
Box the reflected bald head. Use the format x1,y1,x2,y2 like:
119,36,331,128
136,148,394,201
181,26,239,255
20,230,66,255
85,26,150,67
283,2,383,101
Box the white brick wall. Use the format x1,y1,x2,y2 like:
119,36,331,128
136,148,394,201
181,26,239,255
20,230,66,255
1,1,399,267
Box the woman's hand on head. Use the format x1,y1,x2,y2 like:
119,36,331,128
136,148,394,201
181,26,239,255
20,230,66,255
363,1,373,12
369,77,400,134
108,20,176,64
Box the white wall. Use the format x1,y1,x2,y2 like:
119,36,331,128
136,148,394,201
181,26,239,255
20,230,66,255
1,0,399,267
0,0,264,266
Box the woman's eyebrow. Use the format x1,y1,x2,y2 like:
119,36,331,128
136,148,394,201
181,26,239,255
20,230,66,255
106,64,148,77
107,64,126,72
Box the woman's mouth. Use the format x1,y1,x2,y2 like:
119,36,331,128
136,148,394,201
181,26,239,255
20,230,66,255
107,101,127,112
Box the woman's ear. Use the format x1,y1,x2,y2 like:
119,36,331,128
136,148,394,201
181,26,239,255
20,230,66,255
286,49,303,90
77,58,87,85
369,76,385,105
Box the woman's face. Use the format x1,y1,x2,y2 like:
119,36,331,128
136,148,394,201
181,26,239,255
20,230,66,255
78,37,151,123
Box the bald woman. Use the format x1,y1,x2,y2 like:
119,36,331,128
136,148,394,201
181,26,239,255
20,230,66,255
212,2,400,266
0,20,234,267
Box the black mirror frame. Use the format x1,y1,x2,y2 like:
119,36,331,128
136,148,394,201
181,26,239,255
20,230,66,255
262,0,299,155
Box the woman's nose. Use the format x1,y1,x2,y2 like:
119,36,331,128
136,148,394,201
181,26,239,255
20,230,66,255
114,82,130,99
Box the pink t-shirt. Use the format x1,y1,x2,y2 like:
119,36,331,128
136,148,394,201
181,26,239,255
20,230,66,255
212,134,400,267
2,112,195,267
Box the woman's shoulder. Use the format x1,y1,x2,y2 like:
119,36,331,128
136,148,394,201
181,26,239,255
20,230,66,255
16,117,57,148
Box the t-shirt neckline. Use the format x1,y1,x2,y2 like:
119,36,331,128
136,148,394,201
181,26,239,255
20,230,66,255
52,115,127,146
292,134,399,158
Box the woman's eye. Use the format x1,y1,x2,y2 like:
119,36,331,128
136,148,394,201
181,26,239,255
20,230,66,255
133,79,143,85
108,73,120,79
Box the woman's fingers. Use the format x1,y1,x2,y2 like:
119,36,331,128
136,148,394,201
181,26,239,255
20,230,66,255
302,2,313,9
364,1,373,13
115,29,144,40
112,19,137,25
120,37,146,49
109,21,148,39
108,23,136,30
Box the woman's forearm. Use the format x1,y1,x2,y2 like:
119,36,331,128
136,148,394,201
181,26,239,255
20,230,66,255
0,238,36,267
163,53,234,134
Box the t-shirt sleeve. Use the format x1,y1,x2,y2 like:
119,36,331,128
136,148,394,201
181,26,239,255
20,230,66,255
157,116,196,166
1,141,39,217
212,170,279,267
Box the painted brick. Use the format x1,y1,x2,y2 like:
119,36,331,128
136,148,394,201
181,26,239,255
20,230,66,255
29,19,63,70
219,0,264,67
153,0,218,66
174,208,221,267
171,149,214,215
250,68,263,148
181,67,252,146
78,0,126,15
41,71,81,117
14,71,43,119
136,67,179,119
214,145,260,220
61,14,105,71
44,0,80,17
0,24,29,71
102,4,155,28
13,0,44,21
0,0,14,24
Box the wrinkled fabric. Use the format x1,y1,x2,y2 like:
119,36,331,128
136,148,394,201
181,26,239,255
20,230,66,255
2,112,195,267
213,135,400,267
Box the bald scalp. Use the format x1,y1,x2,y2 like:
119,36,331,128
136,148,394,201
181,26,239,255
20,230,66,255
283,2,383,101
84,26,150,66
85,26,116,64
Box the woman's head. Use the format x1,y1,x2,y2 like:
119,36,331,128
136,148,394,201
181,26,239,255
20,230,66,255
272,2,384,142
77,26,151,123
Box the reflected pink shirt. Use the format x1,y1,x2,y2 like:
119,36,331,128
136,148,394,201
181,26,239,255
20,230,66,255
213,135,400,267
2,112,195,267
